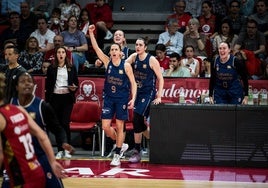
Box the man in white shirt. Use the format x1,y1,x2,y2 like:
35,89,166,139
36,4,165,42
30,16,56,53
157,18,184,56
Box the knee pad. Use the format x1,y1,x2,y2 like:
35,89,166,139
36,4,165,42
133,112,147,133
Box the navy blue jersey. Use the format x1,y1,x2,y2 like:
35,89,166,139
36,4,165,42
133,54,157,95
214,55,241,90
211,54,246,104
104,60,130,98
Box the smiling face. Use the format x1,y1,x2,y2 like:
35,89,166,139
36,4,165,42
113,30,125,46
218,42,230,60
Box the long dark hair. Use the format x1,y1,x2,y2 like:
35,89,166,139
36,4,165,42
219,19,235,44
53,46,72,68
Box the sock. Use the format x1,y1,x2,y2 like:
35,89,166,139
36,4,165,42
135,143,141,152
115,147,121,154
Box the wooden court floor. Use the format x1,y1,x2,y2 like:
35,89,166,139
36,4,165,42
63,178,268,188
59,157,268,188
1,157,268,188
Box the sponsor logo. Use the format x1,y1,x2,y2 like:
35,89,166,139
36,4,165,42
65,167,150,178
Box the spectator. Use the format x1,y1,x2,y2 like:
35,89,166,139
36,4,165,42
183,18,207,59
209,42,249,104
184,0,202,18
40,61,51,75
0,11,24,51
30,16,56,53
44,35,72,65
78,8,92,61
260,61,268,80
78,8,90,36
29,0,53,19
180,45,200,77
155,43,170,72
223,0,247,35
1,0,21,17
0,73,66,188
248,0,268,38
125,38,164,163
209,0,228,18
0,46,26,103
48,8,64,35
157,18,184,56
58,0,81,27
61,15,88,73
85,0,114,49
240,0,255,17
18,36,43,74
213,19,238,56
166,0,191,33
199,57,211,78
19,2,38,50
198,1,220,39
233,19,266,79
45,46,78,158
164,52,191,77
89,24,137,166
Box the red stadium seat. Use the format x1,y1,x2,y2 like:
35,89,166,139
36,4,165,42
70,101,101,156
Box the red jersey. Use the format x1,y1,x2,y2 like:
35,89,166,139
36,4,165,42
198,14,217,36
85,3,113,28
156,56,170,70
0,104,45,188
167,13,191,30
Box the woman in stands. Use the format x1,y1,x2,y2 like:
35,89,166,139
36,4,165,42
209,42,248,104
183,18,207,59
212,19,238,57
61,15,88,73
18,36,43,74
180,45,200,77
125,37,164,163
88,24,137,166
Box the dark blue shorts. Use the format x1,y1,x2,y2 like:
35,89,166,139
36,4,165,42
101,95,129,120
38,155,64,188
134,93,155,118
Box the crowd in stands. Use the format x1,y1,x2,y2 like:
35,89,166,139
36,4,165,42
0,0,267,80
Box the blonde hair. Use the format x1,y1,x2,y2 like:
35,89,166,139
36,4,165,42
188,18,200,26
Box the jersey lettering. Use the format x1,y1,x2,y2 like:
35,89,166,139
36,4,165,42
19,133,35,160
